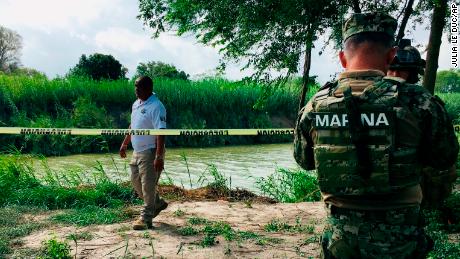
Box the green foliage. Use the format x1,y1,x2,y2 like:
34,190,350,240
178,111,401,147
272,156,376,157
187,217,210,225
137,0,343,83
423,190,460,258
237,231,260,240
0,74,298,155
39,237,72,259
68,53,127,80
198,164,229,191
0,154,139,209
444,192,460,232
256,168,321,203
424,209,460,259
264,219,291,232
72,96,113,128
9,67,47,78
0,207,43,255
438,93,460,123
52,206,131,226
202,222,235,241
178,226,199,236
135,61,189,80
0,154,138,254
199,221,235,246
201,233,216,247
179,216,283,248
66,231,94,241
255,236,283,246
436,69,460,93
263,218,313,233
173,208,185,217
138,0,340,82
137,0,418,90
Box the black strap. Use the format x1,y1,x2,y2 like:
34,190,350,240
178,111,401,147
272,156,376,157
343,87,373,180
319,81,335,91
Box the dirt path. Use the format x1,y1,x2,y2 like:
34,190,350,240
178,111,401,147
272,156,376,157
17,201,326,258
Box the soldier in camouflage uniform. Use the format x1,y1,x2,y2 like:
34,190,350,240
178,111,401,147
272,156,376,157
387,40,458,209
294,12,459,258
387,39,426,84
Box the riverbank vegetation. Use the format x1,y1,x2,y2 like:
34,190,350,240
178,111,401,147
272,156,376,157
0,74,308,155
0,153,459,257
1,74,459,156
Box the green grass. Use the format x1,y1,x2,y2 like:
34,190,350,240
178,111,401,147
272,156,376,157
437,93,460,123
51,206,132,226
0,206,44,255
0,154,140,255
178,226,200,236
178,216,283,247
256,168,321,203
173,208,186,217
0,154,140,209
197,163,230,193
66,231,94,241
39,237,72,259
263,217,314,233
187,217,210,225
0,74,300,155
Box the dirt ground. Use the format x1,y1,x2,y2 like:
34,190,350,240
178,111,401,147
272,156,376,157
15,201,326,258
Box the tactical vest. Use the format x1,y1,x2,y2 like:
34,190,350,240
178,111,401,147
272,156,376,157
310,78,421,196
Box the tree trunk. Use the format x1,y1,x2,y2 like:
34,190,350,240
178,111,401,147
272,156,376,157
298,32,312,112
423,0,448,94
396,0,415,43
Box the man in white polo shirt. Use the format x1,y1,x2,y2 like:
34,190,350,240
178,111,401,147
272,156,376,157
119,76,167,230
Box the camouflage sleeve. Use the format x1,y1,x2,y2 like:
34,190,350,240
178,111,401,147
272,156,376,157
293,101,315,170
420,95,459,170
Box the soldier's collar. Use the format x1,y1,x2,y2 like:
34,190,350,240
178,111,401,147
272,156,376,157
338,70,385,80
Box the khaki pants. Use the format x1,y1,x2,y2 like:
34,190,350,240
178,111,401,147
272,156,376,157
129,149,163,221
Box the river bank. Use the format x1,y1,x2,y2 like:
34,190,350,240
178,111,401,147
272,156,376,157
9,200,326,259
36,143,299,192
1,147,459,258
5,183,460,259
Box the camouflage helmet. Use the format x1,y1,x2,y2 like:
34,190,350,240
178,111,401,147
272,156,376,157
390,39,426,75
342,12,397,43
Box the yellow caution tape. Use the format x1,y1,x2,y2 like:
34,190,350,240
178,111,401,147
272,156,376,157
0,127,295,136
0,126,458,136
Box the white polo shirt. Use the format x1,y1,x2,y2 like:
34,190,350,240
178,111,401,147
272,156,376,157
130,94,167,152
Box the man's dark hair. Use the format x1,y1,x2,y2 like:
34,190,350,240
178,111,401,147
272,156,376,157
344,32,394,52
136,76,153,90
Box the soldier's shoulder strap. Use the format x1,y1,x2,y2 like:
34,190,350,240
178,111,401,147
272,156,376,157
360,77,401,101
314,81,338,101
319,81,337,91
382,76,406,85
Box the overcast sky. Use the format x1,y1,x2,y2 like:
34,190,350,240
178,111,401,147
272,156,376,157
0,0,454,84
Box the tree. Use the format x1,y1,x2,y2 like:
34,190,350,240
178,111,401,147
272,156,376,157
435,69,460,93
10,67,47,78
0,25,22,72
135,61,189,80
334,1,450,95
68,53,127,80
137,1,431,110
423,0,448,94
138,0,346,110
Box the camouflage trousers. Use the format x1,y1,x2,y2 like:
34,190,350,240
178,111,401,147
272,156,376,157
321,204,432,259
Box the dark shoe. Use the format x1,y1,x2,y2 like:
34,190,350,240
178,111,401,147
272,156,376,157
132,217,152,230
153,200,168,218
